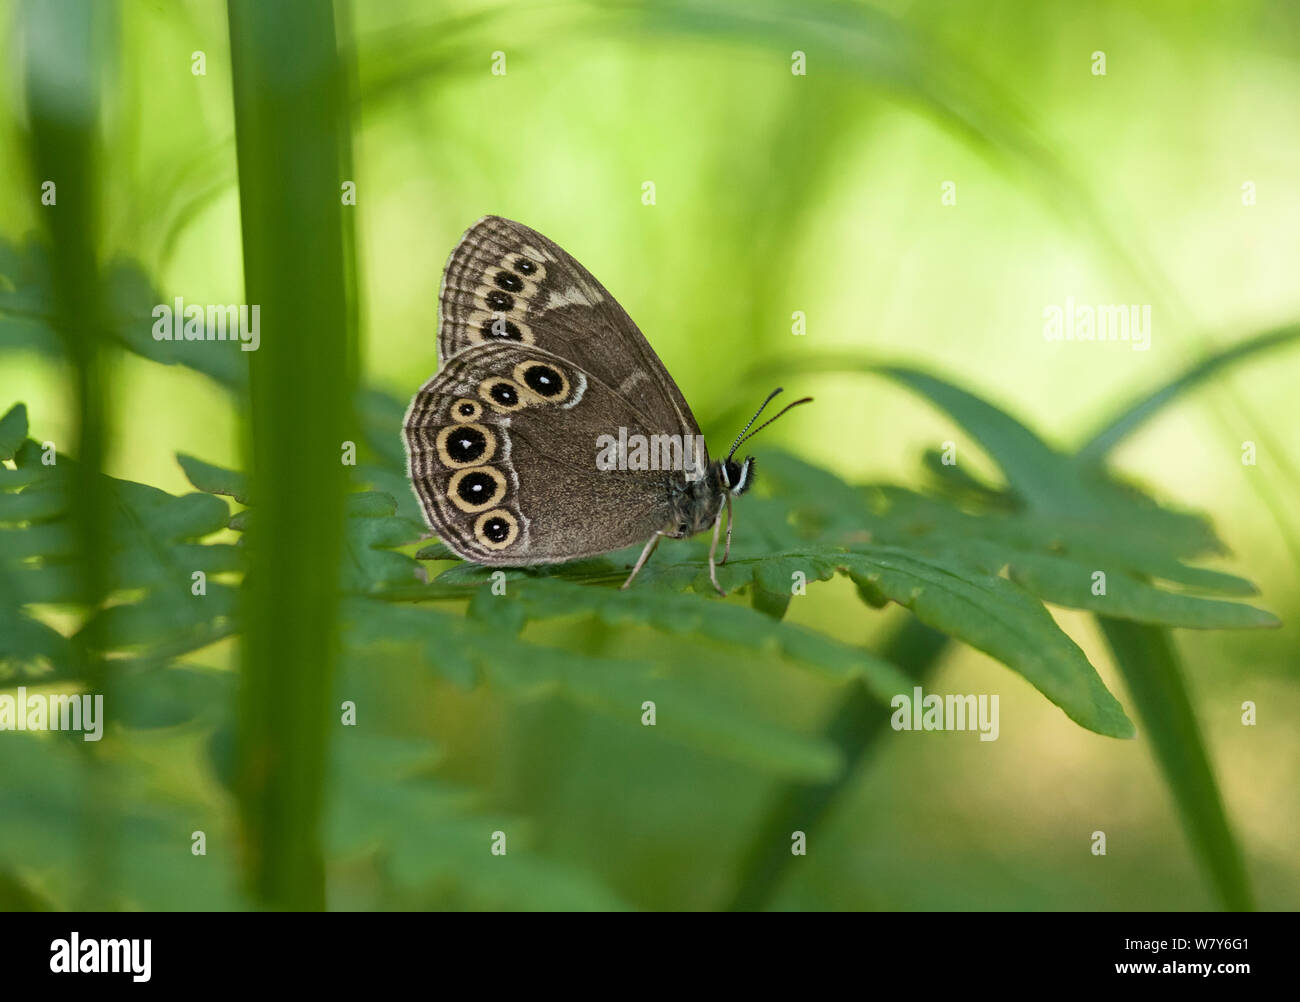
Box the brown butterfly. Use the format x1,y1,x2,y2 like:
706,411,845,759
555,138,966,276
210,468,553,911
402,216,809,594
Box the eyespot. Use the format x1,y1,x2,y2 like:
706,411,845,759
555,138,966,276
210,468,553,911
511,255,545,281
469,310,533,344
474,508,519,549
493,270,524,293
479,377,527,412
483,316,522,340
480,266,537,307
448,466,506,513
514,361,569,401
452,398,482,422
484,289,514,312
435,423,496,468
482,266,534,302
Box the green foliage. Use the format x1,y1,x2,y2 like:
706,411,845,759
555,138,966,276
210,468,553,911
0,403,27,461
1,416,237,669
5,235,1290,912
2,0,1295,915
0,316,1284,907
726,351,1290,909
0,237,248,392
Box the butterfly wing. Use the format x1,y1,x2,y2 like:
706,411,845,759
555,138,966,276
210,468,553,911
437,215,705,452
403,341,702,564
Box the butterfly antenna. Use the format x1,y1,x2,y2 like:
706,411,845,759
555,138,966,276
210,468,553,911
727,389,813,460
726,388,784,460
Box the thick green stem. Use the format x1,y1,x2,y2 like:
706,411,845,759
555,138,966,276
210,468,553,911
227,0,356,910
1097,619,1254,911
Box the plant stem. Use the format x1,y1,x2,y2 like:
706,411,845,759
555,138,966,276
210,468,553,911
724,616,948,910
1098,619,1254,910
227,0,356,911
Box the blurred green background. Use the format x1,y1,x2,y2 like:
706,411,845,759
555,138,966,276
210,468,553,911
1,0,1297,911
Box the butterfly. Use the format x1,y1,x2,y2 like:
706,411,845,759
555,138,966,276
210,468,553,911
402,216,810,595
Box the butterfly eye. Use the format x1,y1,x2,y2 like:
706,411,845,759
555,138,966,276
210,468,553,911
677,522,688,534
726,457,755,496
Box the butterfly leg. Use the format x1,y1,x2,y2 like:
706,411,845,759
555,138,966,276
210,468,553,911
620,532,665,590
707,508,727,597
721,493,734,565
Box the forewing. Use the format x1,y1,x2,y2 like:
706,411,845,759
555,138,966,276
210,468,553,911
437,215,704,447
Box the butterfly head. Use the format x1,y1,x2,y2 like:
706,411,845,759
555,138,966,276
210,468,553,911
667,388,810,536
719,387,812,493
667,455,755,535
719,456,755,497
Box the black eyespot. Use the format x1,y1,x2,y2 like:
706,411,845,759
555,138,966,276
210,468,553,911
485,289,514,312
489,382,519,407
494,271,523,292
483,516,511,543
446,427,486,463
481,318,522,340
523,364,564,397
514,257,538,275
457,402,476,417
677,522,688,535
457,470,498,505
